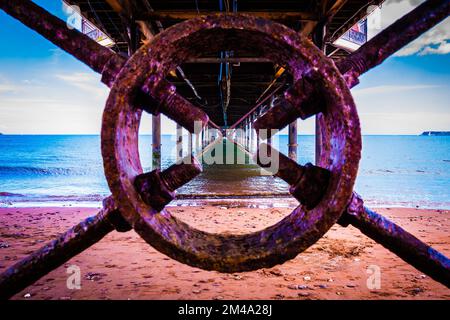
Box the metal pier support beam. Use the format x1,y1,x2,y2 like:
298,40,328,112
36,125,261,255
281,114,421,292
152,115,161,170
337,0,450,87
0,198,130,300
0,0,123,87
338,193,450,288
288,120,298,161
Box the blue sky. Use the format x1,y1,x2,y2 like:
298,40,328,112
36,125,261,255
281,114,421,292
0,0,449,134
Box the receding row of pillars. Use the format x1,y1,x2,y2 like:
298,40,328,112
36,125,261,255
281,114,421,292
151,116,298,170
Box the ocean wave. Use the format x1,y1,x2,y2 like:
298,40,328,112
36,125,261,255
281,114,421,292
0,192,25,197
0,166,75,176
0,193,107,202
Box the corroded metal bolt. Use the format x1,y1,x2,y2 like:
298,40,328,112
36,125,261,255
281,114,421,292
253,74,325,138
134,156,202,211
254,144,330,209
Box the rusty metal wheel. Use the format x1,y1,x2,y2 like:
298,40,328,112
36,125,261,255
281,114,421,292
101,14,361,272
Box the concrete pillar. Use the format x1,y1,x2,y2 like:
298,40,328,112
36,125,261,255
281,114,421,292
195,130,200,153
188,133,193,155
176,123,183,161
201,128,205,148
288,120,298,161
152,115,161,170
313,19,327,165
315,117,322,164
246,120,250,150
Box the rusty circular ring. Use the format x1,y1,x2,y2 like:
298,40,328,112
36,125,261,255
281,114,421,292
101,14,361,272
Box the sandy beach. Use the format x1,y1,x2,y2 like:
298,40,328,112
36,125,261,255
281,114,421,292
0,205,449,300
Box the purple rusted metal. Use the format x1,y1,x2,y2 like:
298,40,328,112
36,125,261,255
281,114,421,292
0,0,447,295
0,159,200,299
253,0,449,136
338,193,450,288
0,197,127,300
134,159,202,211
253,72,325,133
338,0,450,87
274,151,450,288
255,144,331,209
101,13,361,272
140,78,209,133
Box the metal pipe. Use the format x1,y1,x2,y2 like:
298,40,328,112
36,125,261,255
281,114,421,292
337,0,450,87
253,1,450,137
136,11,319,21
0,0,209,132
0,202,127,300
0,0,123,87
338,193,450,288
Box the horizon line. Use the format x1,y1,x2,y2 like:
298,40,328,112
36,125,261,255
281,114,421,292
0,133,441,136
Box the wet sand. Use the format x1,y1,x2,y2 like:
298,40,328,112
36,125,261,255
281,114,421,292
0,206,449,300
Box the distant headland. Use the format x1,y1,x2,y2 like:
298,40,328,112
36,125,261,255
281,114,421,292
421,131,450,136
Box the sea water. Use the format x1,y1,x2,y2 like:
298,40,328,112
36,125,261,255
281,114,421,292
0,135,449,208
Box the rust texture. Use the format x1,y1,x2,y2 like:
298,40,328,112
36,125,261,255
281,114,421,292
254,0,449,134
272,149,450,288
134,159,202,211
338,0,450,86
140,78,209,133
101,13,361,272
0,156,198,299
255,144,331,209
0,202,118,300
0,0,448,295
253,73,325,135
338,193,450,288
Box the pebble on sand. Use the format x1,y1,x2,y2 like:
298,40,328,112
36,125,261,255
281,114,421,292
0,242,10,248
298,285,310,290
298,292,310,297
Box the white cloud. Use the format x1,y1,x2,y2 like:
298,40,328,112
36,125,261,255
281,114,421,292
419,41,450,55
352,84,440,97
396,20,450,56
370,0,450,56
0,84,18,94
0,75,23,94
55,72,107,98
